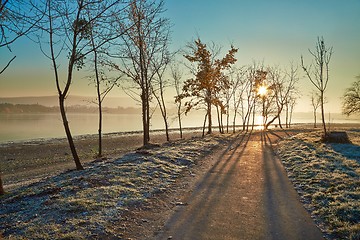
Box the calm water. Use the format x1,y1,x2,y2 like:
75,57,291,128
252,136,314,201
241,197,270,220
0,113,204,143
0,112,359,143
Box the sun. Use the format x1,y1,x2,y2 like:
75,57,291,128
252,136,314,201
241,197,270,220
258,85,267,96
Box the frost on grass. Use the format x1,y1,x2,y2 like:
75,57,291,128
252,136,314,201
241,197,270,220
0,134,230,239
277,130,360,240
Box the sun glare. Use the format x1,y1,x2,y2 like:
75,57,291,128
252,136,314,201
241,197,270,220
258,86,267,96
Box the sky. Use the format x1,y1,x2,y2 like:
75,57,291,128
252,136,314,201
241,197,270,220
0,0,360,113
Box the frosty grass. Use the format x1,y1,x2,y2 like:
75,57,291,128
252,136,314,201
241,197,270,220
277,129,360,240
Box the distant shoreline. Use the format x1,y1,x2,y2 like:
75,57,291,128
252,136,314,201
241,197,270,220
1,122,360,145
0,102,141,114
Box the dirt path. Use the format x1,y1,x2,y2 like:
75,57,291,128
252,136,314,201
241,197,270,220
153,130,324,240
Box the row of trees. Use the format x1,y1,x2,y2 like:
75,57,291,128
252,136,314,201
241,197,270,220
1,0,360,196
31,0,172,170
0,0,173,193
177,42,301,136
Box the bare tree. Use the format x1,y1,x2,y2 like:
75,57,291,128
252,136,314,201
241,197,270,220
85,5,126,157
1,0,43,74
285,96,297,128
111,0,171,146
263,64,298,129
220,65,246,133
283,64,299,128
237,63,263,132
311,91,321,128
36,0,125,170
342,75,360,116
171,63,184,138
152,50,172,141
301,37,333,135
88,42,119,157
253,68,267,129
231,67,247,133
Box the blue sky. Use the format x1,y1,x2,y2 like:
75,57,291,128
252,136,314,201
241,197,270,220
1,0,360,112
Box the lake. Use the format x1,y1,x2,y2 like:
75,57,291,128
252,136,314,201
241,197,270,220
0,112,359,143
0,113,205,143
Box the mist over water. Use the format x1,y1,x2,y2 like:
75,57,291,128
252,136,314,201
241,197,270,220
0,113,205,143
0,112,359,143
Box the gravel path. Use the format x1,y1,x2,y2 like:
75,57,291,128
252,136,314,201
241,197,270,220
154,130,324,240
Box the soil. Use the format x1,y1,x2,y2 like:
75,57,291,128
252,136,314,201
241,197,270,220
0,130,203,190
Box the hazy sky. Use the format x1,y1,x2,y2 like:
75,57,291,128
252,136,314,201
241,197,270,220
0,0,359,112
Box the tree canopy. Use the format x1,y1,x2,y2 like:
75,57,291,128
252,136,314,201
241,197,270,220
177,39,237,134
342,75,360,116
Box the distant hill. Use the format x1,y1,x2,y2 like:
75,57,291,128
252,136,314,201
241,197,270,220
0,103,141,114
0,95,138,108
0,103,57,114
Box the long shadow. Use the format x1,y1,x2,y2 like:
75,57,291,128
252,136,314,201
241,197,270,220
260,130,324,240
158,131,252,238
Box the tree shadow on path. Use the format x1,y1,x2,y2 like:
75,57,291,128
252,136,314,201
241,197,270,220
155,130,324,240
156,132,252,239
261,130,324,240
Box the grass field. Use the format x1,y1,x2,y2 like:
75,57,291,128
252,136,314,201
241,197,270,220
277,129,360,240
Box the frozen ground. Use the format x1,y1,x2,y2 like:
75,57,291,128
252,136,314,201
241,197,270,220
0,134,232,239
1,126,359,239
277,129,360,240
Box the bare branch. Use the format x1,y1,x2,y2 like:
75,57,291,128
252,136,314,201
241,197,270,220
0,55,16,75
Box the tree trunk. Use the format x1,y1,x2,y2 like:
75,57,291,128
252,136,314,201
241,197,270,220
0,173,4,195
177,103,183,139
164,120,169,141
226,105,230,133
94,46,102,158
98,100,102,157
163,112,169,142
202,112,208,137
146,90,151,143
320,90,327,135
207,101,212,134
278,115,283,129
216,105,222,133
160,103,169,141
251,104,256,130
159,82,169,141
265,115,279,129
59,95,83,170
285,105,289,128
233,108,237,133
220,111,224,134
265,105,284,130
313,110,317,128
246,105,252,132
141,91,149,146
289,102,295,128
